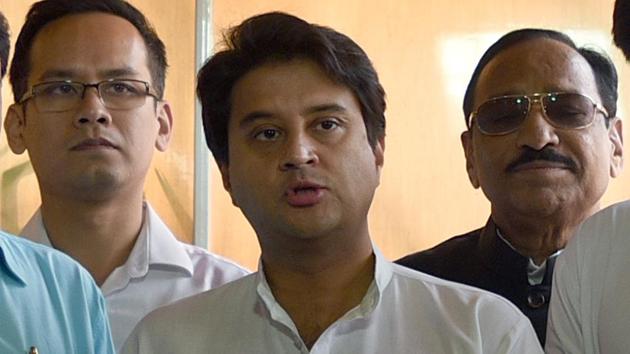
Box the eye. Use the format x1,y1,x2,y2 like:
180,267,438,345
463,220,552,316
103,81,143,96
316,119,340,131
253,128,282,141
38,82,79,97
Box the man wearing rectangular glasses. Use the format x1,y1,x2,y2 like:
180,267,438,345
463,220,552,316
0,10,114,354
3,0,247,351
397,28,623,346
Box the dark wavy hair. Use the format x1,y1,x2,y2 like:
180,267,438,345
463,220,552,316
197,12,386,166
10,0,168,102
613,0,630,59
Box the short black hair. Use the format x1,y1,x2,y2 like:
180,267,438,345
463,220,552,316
463,28,618,128
613,0,630,59
10,0,168,102
0,11,9,78
197,11,386,166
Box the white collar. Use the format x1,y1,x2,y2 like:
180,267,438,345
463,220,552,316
20,202,194,287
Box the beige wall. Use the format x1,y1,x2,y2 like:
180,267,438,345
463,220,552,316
211,0,630,270
2,0,629,271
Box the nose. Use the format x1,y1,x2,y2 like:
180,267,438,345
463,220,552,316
73,87,112,127
280,131,319,171
515,100,559,150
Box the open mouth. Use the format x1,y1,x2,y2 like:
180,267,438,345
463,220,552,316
286,184,325,207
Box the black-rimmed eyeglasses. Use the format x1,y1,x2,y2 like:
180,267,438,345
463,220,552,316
18,79,159,113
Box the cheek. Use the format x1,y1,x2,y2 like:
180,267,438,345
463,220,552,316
572,130,608,170
24,123,64,151
474,144,509,179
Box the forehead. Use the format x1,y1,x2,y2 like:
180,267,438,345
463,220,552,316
474,38,600,104
28,12,150,82
229,59,360,122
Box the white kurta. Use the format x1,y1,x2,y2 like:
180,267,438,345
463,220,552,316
123,247,542,354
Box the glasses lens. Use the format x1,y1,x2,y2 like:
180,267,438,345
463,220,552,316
33,82,82,113
476,96,529,134
100,80,149,110
543,93,595,129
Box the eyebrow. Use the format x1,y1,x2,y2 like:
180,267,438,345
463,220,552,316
238,103,349,128
37,67,141,82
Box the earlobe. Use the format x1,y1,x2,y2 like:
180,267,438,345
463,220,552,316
4,104,27,154
461,130,480,188
155,101,173,152
374,136,385,170
608,117,623,178
219,163,238,207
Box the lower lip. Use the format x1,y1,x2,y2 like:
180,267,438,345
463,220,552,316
286,188,325,207
512,163,569,172
71,144,115,151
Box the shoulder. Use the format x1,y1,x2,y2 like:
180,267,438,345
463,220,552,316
179,241,250,278
0,231,91,281
389,264,538,347
125,273,256,350
574,200,630,247
555,201,630,284
392,262,524,317
396,227,482,270
136,272,256,328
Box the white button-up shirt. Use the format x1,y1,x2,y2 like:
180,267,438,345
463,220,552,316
21,203,249,352
122,247,542,354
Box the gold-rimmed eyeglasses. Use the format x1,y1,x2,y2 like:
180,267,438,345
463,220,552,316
468,92,609,135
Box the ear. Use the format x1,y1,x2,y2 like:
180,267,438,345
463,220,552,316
371,135,385,185
608,116,623,178
374,135,385,170
154,100,173,152
218,162,238,207
4,104,27,154
461,130,480,188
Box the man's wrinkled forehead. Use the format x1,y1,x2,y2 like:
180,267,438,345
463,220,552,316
474,38,599,103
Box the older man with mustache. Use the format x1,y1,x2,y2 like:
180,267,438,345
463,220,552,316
397,28,623,346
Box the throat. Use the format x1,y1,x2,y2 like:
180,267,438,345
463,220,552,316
265,252,376,348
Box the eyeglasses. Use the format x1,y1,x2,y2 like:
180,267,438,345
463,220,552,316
468,92,609,135
18,79,159,113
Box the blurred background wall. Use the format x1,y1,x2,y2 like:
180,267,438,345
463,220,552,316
2,0,627,270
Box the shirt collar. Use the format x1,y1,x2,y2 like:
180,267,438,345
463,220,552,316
141,203,194,276
495,225,562,286
20,203,194,279
255,244,393,328
0,233,29,286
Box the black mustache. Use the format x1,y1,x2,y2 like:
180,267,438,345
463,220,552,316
506,147,577,172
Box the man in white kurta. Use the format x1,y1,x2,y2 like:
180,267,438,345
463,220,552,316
124,12,542,353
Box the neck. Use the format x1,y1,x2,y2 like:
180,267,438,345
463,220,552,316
260,229,374,349
491,204,597,264
40,191,145,286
